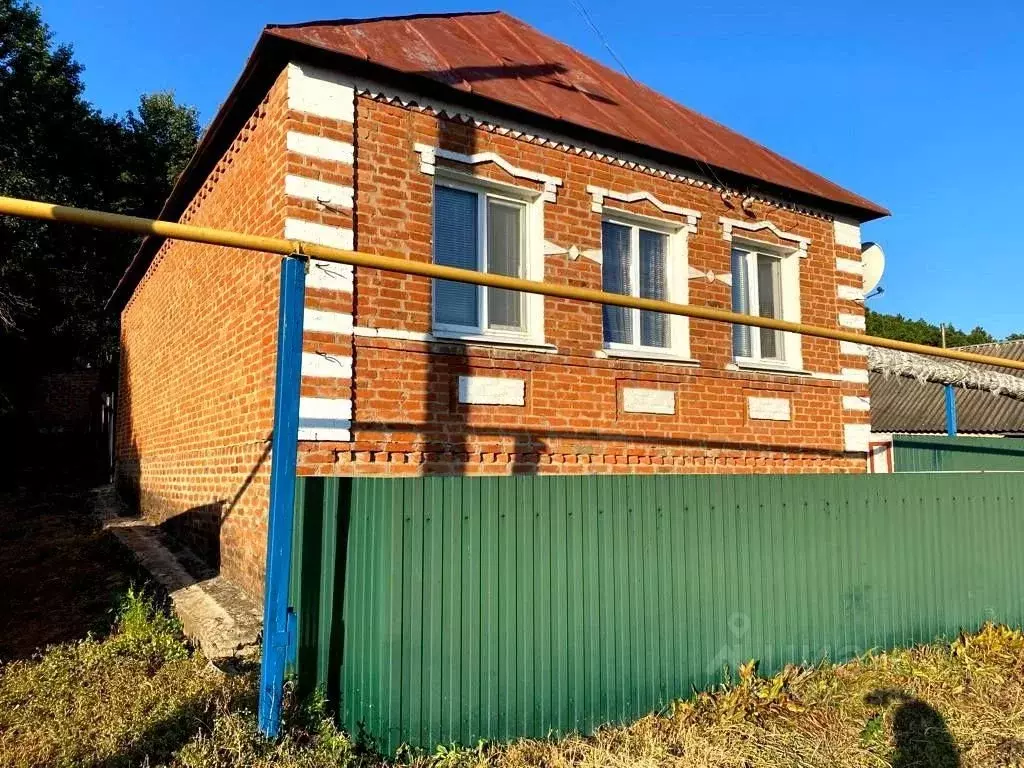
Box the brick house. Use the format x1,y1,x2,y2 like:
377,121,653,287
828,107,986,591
110,12,887,596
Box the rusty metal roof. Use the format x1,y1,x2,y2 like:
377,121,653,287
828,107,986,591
108,10,887,310
266,11,887,219
871,341,1024,434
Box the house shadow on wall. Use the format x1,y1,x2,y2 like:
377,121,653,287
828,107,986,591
116,342,274,582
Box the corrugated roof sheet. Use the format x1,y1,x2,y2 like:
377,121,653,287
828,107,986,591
871,341,1024,434
266,11,887,219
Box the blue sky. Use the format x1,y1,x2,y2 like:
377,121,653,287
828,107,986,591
42,0,1024,337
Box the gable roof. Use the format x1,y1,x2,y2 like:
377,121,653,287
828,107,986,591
267,12,887,219
870,341,1024,434
110,11,886,308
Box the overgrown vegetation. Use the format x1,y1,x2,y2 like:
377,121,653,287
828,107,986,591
5,590,1024,767
0,0,200,419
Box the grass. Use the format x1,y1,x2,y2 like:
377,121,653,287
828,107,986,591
4,591,1024,767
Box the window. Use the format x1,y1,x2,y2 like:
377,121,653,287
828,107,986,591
601,218,688,357
432,181,541,340
730,244,800,366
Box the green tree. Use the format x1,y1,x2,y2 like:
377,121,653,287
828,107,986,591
0,0,198,415
865,310,998,348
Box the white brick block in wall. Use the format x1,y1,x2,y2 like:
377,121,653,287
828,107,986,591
287,63,355,122
837,284,864,301
306,259,353,292
842,395,871,411
285,175,354,209
622,387,675,415
838,313,866,330
836,257,864,274
301,352,352,379
844,423,871,453
833,218,862,248
298,396,352,441
747,396,791,421
840,340,868,356
285,218,353,251
286,131,354,164
842,368,870,384
457,376,525,406
303,309,353,335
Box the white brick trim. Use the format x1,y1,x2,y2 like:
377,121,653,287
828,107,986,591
837,284,865,301
844,423,871,453
747,396,792,421
841,367,870,384
838,313,866,330
306,259,353,292
836,257,864,274
833,218,862,248
303,309,353,335
720,217,810,254
352,326,434,342
298,396,352,442
284,218,354,251
286,131,354,164
287,62,355,122
284,175,354,209
586,186,700,232
301,352,352,379
457,376,525,406
840,340,869,356
842,395,870,411
413,143,562,202
622,387,676,415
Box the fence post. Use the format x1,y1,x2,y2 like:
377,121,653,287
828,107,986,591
258,254,306,737
945,385,958,436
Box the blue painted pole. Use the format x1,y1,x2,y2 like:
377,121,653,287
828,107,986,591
258,254,306,737
945,384,958,436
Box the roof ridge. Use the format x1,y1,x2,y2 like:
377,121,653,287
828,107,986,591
266,10,503,31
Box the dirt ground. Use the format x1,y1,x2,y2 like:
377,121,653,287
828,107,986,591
0,485,146,661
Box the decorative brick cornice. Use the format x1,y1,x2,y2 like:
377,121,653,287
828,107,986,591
355,85,834,221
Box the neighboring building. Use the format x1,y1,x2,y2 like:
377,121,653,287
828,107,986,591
868,341,1024,471
110,12,887,595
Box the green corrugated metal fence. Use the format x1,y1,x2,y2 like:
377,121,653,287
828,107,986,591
290,473,1024,751
894,435,1024,472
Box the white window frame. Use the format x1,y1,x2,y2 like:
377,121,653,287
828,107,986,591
730,237,803,370
600,209,691,360
431,171,545,345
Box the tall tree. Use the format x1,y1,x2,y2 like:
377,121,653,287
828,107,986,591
0,0,198,416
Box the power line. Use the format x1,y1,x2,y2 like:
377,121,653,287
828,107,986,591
565,0,731,193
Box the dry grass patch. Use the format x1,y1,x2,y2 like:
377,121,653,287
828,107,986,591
4,590,1024,767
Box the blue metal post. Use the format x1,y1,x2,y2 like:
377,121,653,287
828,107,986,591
945,384,958,436
258,254,306,737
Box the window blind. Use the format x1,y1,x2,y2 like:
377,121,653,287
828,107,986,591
602,221,633,344
433,186,479,328
639,229,668,347
731,248,752,357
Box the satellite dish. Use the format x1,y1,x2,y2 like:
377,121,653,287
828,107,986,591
861,242,885,294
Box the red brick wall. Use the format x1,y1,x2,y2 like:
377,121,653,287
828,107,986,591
118,63,871,597
293,94,870,476
115,71,290,596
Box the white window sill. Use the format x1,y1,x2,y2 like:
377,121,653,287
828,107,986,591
597,348,701,366
431,330,559,354
726,360,811,377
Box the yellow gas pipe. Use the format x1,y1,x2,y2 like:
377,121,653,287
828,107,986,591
1,194,1020,373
